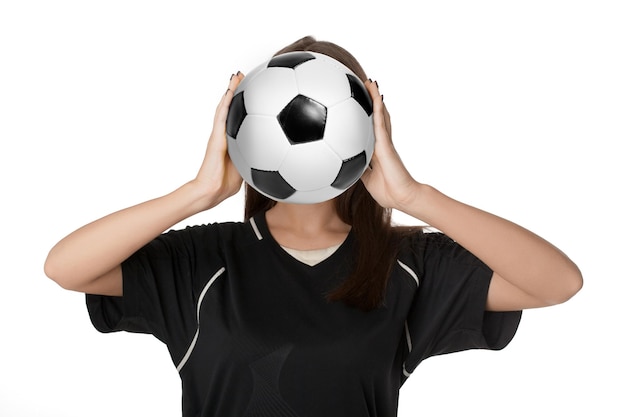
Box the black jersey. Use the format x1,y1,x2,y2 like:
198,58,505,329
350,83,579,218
86,211,521,416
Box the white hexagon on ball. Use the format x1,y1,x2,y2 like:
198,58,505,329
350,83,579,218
324,98,374,160
244,68,298,116
236,115,290,171
294,55,353,107
279,141,342,191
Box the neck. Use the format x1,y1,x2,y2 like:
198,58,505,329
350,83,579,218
265,200,351,250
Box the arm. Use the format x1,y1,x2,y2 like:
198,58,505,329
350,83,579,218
44,73,245,296
361,80,583,311
400,185,582,311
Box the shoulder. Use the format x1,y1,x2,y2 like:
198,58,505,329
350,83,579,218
398,229,486,266
141,220,257,257
389,228,427,290
164,220,251,238
394,229,489,287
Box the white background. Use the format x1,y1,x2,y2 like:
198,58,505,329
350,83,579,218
1,1,624,415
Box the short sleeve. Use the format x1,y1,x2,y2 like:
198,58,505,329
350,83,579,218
402,232,522,374
86,225,221,350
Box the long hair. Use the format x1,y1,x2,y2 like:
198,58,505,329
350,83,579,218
244,36,418,311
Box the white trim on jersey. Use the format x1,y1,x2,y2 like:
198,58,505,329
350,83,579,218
397,260,419,378
249,217,263,241
176,267,227,372
402,363,411,378
403,321,413,378
397,260,419,287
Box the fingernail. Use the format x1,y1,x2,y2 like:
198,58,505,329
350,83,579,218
236,70,242,76
229,73,235,80
374,80,379,89
381,94,384,102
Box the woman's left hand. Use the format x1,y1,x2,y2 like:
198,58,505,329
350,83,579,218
361,83,582,312
360,80,419,211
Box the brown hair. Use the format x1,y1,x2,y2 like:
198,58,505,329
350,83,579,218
244,36,418,311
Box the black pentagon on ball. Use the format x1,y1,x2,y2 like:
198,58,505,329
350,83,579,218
347,74,373,116
278,95,327,144
226,91,247,139
331,151,367,189
268,52,316,69
251,168,296,200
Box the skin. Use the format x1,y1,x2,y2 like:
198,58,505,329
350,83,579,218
44,72,583,311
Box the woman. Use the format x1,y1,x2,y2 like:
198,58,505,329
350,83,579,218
44,36,582,416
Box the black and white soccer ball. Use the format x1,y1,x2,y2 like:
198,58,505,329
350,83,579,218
226,51,374,204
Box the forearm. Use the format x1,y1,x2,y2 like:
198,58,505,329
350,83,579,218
45,73,245,293
399,183,583,305
45,180,213,290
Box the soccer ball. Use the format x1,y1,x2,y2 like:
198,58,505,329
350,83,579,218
226,51,374,204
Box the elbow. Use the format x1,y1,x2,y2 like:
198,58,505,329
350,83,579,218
43,254,64,289
548,264,584,306
44,252,77,291
566,267,584,301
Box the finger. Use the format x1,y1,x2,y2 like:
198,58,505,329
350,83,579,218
365,78,380,101
382,102,392,139
214,71,245,125
368,81,390,146
227,71,245,93
368,80,392,139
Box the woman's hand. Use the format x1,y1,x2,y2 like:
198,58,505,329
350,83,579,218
360,80,420,212
44,73,247,295
193,72,245,210
360,80,582,311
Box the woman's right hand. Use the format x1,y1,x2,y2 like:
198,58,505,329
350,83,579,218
44,73,246,295
193,72,245,210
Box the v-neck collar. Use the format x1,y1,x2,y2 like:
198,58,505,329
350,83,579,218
251,211,354,269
